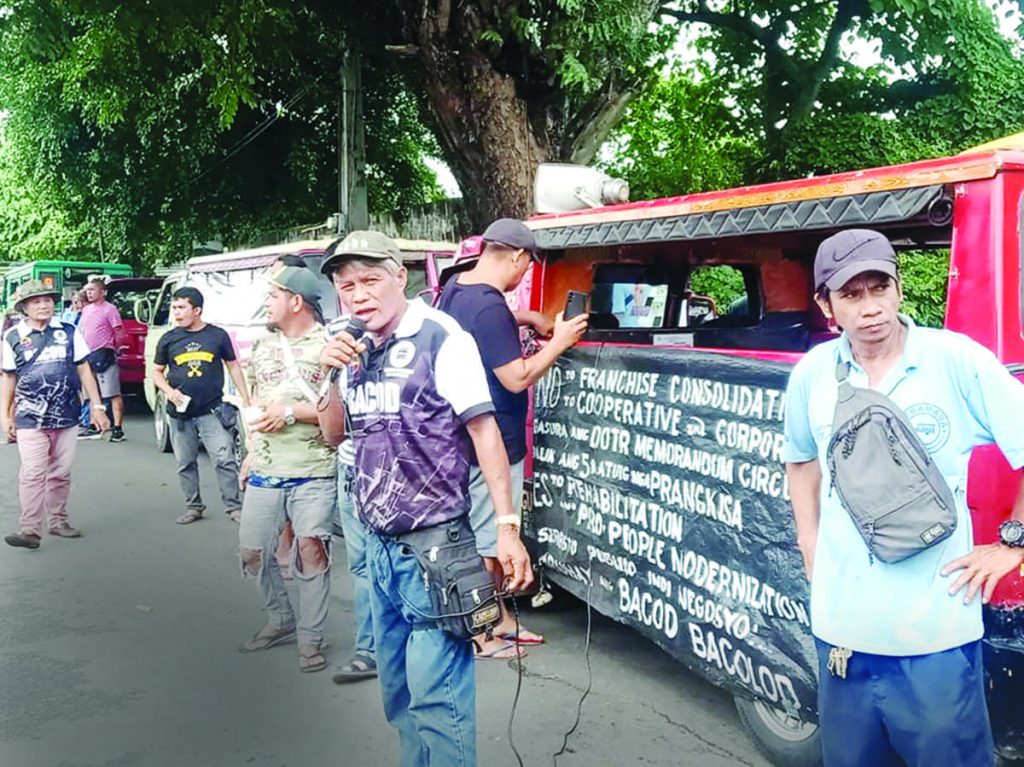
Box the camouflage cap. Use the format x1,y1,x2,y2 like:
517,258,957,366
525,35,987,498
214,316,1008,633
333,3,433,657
12,280,60,312
321,230,402,274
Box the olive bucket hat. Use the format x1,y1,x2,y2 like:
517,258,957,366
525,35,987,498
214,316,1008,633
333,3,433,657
12,279,60,313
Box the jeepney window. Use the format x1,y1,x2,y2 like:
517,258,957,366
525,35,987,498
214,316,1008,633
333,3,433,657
153,284,173,326
405,262,429,299
592,282,669,328
685,265,753,326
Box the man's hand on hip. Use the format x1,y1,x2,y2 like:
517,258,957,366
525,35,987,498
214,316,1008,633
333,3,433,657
496,526,534,593
942,543,1024,604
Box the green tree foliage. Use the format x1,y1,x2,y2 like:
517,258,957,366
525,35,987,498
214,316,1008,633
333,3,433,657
0,1,442,267
341,0,677,225
898,251,950,328
604,2,1021,323
689,265,748,311
600,67,758,198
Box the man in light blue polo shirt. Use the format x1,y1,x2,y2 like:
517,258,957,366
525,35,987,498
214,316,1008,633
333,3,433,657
783,229,1024,767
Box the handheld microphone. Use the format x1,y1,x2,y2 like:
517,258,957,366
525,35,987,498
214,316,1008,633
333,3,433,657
329,316,369,383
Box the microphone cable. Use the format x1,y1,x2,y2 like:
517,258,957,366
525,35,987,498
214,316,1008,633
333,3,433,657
507,594,525,767
552,568,594,766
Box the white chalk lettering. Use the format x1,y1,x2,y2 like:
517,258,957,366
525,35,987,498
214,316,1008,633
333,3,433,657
672,549,809,626
687,623,801,710
537,527,578,557
538,553,590,585
575,391,683,436
619,580,679,639
714,419,785,462
738,462,790,500
608,520,667,570
586,545,638,577
676,585,751,640
667,377,785,422
647,471,743,531
578,367,660,398
634,433,735,483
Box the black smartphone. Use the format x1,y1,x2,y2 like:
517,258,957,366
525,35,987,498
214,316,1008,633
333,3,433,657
564,290,589,320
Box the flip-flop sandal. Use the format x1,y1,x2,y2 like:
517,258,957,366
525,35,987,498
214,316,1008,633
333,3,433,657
176,509,203,525
299,646,328,673
474,640,527,661
332,656,378,684
238,626,296,653
497,628,545,645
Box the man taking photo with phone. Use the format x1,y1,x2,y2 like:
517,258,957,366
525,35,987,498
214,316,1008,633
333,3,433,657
438,218,587,659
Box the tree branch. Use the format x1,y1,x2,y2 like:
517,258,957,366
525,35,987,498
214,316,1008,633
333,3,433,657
659,2,799,81
564,80,638,164
786,0,867,129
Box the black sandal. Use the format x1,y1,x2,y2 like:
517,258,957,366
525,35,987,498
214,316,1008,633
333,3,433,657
332,655,378,683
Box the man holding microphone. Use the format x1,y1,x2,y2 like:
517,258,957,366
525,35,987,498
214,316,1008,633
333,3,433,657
316,231,533,766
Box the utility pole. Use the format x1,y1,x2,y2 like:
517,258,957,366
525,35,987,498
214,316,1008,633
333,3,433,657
337,44,369,235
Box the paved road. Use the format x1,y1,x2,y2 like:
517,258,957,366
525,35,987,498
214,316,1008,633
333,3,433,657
0,407,770,767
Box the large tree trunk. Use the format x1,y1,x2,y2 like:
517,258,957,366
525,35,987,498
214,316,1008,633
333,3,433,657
402,9,549,228
390,1,653,230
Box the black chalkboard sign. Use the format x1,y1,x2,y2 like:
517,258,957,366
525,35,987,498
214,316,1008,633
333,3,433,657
526,344,818,720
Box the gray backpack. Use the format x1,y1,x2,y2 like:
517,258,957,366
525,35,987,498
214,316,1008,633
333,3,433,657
826,361,957,564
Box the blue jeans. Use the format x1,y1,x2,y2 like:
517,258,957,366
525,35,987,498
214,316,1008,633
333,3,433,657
367,532,476,767
816,638,994,767
338,470,374,661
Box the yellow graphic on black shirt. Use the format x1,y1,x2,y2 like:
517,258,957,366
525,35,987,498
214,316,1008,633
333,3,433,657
174,350,215,377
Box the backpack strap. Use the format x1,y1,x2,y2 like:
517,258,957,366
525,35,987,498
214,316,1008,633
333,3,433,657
834,358,857,404
16,325,58,374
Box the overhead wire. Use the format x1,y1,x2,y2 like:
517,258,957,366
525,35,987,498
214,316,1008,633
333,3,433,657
187,72,329,187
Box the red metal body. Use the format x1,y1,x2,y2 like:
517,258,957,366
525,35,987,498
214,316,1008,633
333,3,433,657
105,277,164,389
524,148,1024,758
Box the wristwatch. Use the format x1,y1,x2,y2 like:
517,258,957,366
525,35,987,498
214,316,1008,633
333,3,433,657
283,406,296,427
998,519,1024,548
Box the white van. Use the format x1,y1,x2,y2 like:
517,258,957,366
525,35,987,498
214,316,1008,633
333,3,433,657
140,237,455,451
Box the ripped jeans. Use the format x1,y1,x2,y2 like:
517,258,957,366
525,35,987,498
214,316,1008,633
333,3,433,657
238,478,336,647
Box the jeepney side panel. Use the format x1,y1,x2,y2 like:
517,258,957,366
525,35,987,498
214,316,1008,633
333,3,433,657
949,172,1024,760
527,241,820,720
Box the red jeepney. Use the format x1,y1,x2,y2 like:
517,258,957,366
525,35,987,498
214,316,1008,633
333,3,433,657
522,148,1024,764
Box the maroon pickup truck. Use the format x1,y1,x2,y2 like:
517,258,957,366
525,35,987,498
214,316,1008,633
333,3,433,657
104,277,163,391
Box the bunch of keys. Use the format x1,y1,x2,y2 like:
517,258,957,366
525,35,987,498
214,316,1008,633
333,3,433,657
827,646,852,679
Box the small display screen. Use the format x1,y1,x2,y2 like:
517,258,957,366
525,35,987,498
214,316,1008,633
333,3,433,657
591,282,669,328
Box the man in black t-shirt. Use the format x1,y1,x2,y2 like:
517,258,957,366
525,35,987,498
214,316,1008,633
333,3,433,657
153,287,251,524
438,218,588,659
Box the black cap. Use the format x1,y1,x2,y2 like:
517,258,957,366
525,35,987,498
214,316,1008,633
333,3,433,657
481,218,540,261
814,229,898,293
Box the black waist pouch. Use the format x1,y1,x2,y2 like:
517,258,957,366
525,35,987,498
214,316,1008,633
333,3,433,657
398,516,501,641
216,402,238,430
88,347,117,374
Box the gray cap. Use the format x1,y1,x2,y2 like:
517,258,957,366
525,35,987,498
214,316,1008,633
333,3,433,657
482,218,540,261
321,230,402,274
814,229,898,292
268,266,322,311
